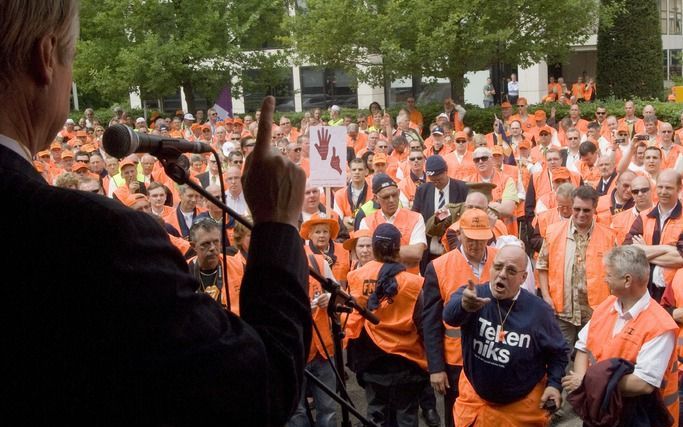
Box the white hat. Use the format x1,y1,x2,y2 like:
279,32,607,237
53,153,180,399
135,117,146,124
331,105,341,112
221,141,236,157
65,118,75,125
183,113,195,121
437,113,450,121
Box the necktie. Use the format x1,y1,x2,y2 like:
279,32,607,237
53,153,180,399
438,190,445,210
212,175,218,185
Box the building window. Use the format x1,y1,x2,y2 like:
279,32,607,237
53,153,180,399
300,67,357,111
388,78,414,107
664,50,670,80
671,0,683,34
671,49,682,79
662,0,669,34
243,68,295,113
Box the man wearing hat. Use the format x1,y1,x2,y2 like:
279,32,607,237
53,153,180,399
58,118,76,142
422,208,500,427
412,155,468,258
529,182,575,253
443,244,567,426
359,173,426,273
534,166,573,215
425,126,450,157
443,131,475,181
509,97,534,132
343,229,374,271
346,223,428,427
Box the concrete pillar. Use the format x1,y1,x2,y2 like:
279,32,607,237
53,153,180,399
356,55,386,108
179,86,188,113
518,60,547,105
293,65,302,112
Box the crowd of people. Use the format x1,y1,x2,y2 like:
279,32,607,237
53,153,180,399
33,90,683,426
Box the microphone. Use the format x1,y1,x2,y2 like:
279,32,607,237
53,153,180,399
102,124,212,158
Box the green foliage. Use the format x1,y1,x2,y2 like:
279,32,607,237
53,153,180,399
75,0,290,111
286,0,598,100
597,0,664,99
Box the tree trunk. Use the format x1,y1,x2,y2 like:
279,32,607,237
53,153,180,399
449,72,465,104
183,81,195,114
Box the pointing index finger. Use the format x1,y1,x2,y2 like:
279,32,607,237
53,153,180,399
253,96,275,158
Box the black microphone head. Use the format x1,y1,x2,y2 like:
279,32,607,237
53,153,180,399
103,124,137,158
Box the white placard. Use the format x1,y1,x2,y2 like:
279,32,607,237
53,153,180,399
309,126,347,187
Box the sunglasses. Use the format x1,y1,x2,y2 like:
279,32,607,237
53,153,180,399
455,139,467,144
473,156,490,163
596,112,606,115
232,159,244,164
631,187,650,195
409,156,423,161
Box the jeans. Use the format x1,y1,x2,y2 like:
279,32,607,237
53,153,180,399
286,355,338,427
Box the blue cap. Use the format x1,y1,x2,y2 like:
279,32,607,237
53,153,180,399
372,173,397,194
373,223,401,249
426,155,447,176
432,126,444,135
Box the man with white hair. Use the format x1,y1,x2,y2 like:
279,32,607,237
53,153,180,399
466,147,518,222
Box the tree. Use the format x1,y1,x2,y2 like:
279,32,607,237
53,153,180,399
75,0,289,112
286,0,599,103
597,0,664,99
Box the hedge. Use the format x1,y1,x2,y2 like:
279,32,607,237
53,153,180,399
70,99,682,135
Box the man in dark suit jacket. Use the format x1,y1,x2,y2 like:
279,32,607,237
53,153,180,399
0,7,310,422
412,155,469,223
196,156,223,188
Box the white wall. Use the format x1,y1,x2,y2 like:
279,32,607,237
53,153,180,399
463,70,490,107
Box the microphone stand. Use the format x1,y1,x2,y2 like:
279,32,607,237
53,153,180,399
160,154,380,427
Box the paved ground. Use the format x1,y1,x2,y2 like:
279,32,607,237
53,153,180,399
328,366,582,426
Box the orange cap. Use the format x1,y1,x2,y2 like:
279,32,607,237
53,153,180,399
459,209,493,240
518,140,531,150
190,123,201,131
224,117,234,124
538,125,553,135
516,97,528,106
491,146,504,156
372,152,388,165
61,150,74,159
233,117,244,125
201,123,211,131
50,141,62,151
534,110,547,120
552,167,571,181
342,229,373,251
216,121,225,127
37,150,51,158
81,143,96,153
300,212,340,241
501,101,512,109
71,162,89,172
617,123,630,134
119,159,136,169
454,131,468,141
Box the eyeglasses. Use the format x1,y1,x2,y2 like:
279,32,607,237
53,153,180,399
631,187,650,195
409,157,423,161
473,156,490,163
211,113,218,116
661,130,673,133
455,139,467,144
596,112,606,115
567,137,579,140
280,122,290,125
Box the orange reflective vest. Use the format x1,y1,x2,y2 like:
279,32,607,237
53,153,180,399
431,247,497,366
660,144,683,170
304,242,350,284
306,254,335,362
610,208,639,245
669,269,683,372
531,168,582,202
443,151,476,181
333,184,373,220
586,295,679,424
346,260,427,370
640,206,683,286
364,208,421,248
545,220,615,313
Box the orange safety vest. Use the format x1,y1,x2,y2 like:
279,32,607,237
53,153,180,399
306,253,335,362
533,208,567,240
365,208,421,248
586,295,679,424
443,151,476,181
346,260,427,370
333,184,373,219
431,247,497,366
545,220,615,313
640,206,683,286
187,254,244,315
660,144,683,170
669,269,683,372
304,242,350,284
578,159,601,188
397,175,421,206
610,208,639,245
595,193,629,226
531,167,582,202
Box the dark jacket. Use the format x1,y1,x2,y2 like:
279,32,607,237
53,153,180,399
0,144,311,426
411,178,468,222
568,358,673,427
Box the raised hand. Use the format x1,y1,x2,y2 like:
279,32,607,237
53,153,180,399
315,127,331,160
330,147,342,175
242,96,306,229
461,279,491,312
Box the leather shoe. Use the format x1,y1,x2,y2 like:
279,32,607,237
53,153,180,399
422,408,440,427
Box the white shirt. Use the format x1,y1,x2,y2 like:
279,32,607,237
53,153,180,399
359,209,428,247
575,291,676,388
0,134,32,164
507,81,519,96
433,181,450,210
565,150,580,173
226,191,249,216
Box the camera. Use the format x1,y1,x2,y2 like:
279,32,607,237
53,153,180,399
542,399,558,412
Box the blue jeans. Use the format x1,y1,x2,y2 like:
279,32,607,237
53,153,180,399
286,355,338,427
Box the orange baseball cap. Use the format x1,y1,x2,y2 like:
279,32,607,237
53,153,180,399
50,141,62,151
516,97,528,106
454,131,468,141
343,229,373,251
491,146,504,156
122,193,149,208
233,117,244,125
71,162,89,172
538,125,553,135
190,123,201,131
534,110,547,120
81,143,96,153
119,159,136,169
552,167,571,181
224,117,234,124
372,152,388,165
501,101,512,109
518,140,531,150
61,150,74,159
459,209,493,240
37,150,51,158
617,123,630,135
